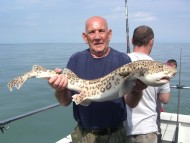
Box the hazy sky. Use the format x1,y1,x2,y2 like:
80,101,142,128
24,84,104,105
0,0,189,43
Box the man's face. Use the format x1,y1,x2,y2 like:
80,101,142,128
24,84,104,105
82,19,112,57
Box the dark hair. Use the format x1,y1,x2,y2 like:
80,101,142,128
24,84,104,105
167,59,177,68
132,25,154,46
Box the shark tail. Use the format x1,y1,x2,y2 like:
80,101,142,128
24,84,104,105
7,65,41,91
7,74,29,91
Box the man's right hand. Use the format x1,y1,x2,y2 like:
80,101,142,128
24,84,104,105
48,68,68,91
48,68,72,106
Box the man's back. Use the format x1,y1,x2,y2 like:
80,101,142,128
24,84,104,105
126,52,158,135
126,52,170,143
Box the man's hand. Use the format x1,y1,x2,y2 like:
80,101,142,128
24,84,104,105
48,68,72,106
48,68,68,91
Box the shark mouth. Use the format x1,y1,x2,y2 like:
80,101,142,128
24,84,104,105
160,76,170,82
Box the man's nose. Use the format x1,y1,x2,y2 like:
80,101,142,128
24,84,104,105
94,31,101,39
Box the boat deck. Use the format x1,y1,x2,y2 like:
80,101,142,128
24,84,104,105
161,112,190,143
56,112,190,143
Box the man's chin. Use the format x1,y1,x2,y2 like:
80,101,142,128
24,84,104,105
95,48,110,57
94,44,104,49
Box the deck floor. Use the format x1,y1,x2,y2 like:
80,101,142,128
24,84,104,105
161,112,190,143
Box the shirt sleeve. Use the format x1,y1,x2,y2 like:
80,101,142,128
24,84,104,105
159,83,170,93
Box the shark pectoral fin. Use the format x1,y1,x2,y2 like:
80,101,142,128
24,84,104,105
119,77,136,97
79,100,91,106
72,93,90,106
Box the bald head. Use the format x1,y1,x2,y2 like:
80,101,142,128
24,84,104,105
82,16,112,58
85,16,109,32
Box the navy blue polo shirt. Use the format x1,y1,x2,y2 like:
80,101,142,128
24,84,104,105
66,48,131,129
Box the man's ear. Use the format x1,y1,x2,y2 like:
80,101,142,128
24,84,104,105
108,29,112,41
149,38,154,47
82,33,88,44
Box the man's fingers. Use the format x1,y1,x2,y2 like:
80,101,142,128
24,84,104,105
48,76,58,84
55,68,62,73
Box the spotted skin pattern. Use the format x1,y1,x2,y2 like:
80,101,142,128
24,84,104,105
7,60,177,106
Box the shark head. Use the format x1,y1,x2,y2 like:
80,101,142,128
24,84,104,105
134,60,177,87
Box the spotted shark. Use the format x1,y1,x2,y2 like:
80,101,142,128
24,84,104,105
7,60,177,106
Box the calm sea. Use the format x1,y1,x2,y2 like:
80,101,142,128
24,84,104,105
0,43,190,143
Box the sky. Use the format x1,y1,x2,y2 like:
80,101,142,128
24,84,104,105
0,0,189,44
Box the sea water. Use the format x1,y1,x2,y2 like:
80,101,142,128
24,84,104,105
0,43,189,143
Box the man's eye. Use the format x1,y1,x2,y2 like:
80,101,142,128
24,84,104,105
99,30,105,33
89,31,95,34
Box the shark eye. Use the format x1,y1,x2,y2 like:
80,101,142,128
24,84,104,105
157,65,163,69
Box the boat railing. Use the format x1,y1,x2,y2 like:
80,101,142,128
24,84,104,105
171,84,190,89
